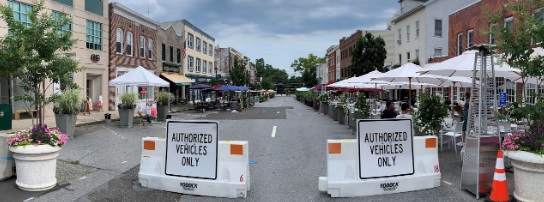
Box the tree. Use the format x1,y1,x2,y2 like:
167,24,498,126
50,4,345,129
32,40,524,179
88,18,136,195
488,0,544,100
290,53,325,87
348,32,387,76
0,1,80,126
229,57,249,86
255,58,265,78
261,77,273,90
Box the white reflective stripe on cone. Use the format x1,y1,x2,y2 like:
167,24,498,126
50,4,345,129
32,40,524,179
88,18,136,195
494,172,507,181
495,158,505,169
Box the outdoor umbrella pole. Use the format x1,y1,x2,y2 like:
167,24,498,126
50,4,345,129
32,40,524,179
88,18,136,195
408,77,412,105
451,81,456,105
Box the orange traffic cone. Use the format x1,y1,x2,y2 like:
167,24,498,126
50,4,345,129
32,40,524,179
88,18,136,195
488,150,510,202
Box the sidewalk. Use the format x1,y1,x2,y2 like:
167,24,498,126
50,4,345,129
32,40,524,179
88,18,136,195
5,104,194,132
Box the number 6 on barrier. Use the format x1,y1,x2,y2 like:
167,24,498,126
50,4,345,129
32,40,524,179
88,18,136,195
240,175,244,182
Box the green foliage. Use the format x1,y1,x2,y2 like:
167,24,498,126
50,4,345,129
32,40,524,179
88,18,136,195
319,93,330,102
118,93,137,109
229,57,249,86
412,93,449,136
487,0,544,85
0,1,80,125
52,88,82,115
355,93,371,117
268,93,275,99
290,53,326,87
261,77,273,90
157,91,174,106
348,32,387,76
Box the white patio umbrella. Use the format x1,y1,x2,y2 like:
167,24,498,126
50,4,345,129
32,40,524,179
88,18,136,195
296,87,310,92
372,63,427,103
329,70,389,88
418,50,521,78
383,81,436,90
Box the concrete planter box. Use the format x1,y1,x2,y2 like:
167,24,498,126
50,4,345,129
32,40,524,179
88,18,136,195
9,145,61,191
337,109,346,125
54,114,76,139
320,102,328,115
506,150,544,202
328,105,335,118
313,100,319,110
118,108,134,128
157,105,167,122
332,107,340,121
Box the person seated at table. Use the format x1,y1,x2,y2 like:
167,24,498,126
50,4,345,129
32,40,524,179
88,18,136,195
451,101,463,120
381,101,398,119
396,103,412,119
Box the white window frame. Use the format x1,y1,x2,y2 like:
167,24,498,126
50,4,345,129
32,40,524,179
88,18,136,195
139,36,146,58
148,38,153,59
415,20,419,39
504,16,513,31
467,29,474,49
209,44,213,56
126,32,133,56
434,19,442,37
434,48,442,57
196,37,201,52
116,28,123,54
526,83,537,104
489,23,497,45
203,41,208,54
209,61,213,73
188,33,194,49
188,56,194,72
196,58,201,72
397,29,402,45
203,59,207,73
457,33,463,56
415,49,419,62
406,24,410,42
406,51,410,61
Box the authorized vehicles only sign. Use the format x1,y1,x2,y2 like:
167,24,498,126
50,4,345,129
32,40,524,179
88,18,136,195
357,119,414,179
165,121,218,180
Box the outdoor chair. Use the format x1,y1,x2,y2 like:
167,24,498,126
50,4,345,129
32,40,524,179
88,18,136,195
440,121,463,153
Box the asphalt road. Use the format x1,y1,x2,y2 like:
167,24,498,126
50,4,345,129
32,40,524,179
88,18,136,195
5,96,513,201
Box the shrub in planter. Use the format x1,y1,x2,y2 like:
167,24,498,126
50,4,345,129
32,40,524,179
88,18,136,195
118,92,137,128
156,91,174,121
52,88,83,139
412,93,449,136
354,93,371,119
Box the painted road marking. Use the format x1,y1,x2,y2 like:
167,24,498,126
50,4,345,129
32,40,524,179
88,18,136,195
271,126,277,138
121,161,127,164
443,181,452,185
79,176,87,180
24,197,34,202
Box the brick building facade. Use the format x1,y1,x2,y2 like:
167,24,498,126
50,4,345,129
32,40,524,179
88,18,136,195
326,45,338,82
339,30,362,79
108,3,158,110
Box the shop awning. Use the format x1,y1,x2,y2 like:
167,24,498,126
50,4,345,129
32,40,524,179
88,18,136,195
160,72,195,86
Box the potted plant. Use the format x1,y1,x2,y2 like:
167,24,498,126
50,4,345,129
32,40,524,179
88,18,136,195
319,94,330,115
156,91,173,122
7,124,68,191
502,97,544,202
412,93,449,136
52,88,82,139
118,92,137,128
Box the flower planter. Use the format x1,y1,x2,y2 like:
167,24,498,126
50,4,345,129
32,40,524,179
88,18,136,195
505,150,544,202
118,108,134,128
332,107,340,121
313,100,319,111
321,102,328,115
9,145,61,191
157,105,167,122
338,109,346,125
54,114,76,139
328,105,335,118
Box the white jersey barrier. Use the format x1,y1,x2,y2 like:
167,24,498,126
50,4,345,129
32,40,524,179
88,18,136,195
138,137,250,198
318,119,441,197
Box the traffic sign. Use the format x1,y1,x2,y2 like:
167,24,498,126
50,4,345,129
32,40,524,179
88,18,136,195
499,92,506,107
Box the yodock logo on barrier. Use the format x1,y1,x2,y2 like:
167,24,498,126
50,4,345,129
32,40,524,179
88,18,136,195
380,182,399,191
180,182,198,191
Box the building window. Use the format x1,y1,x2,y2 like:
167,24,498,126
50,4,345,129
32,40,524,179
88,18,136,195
203,41,208,54
126,32,133,56
434,19,442,37
209,61,213,73
467,30,474,48
406,52,411,61
188,33,194,49
169,46,173,62
161,43,165,61
526,83,537,104
139,36,146,58
398,53,402,64
52,11,72,34
415,49,419,62
203,60,207,73
505,79,516,103
505,17,513,31
196,37,201,52
52,0,73,6
489,23,497,45
209,44,213,56
148,38,153,59
176,48,181,63
86,20,102,50
397,29,402,45
8,1,32,27
196,58,201,72
115,28,123,53
457,33,463,55
85,0,103,15
406,25,410,42
188,56,194,72
137,86,154,100
415,20,419,38
434,48,442,57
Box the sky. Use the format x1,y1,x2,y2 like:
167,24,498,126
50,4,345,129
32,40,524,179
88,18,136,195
110,0,398,76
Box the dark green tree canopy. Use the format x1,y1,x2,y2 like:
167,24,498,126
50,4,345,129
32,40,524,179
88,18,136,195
290,53,325,87
254,58,289,89
229,57,249,86
348,32,387,77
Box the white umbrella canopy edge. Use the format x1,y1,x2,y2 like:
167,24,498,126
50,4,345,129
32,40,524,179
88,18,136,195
109,66,169,87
